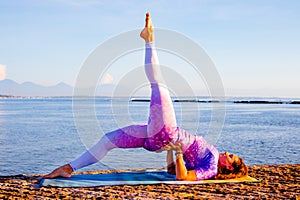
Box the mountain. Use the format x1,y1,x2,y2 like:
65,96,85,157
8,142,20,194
0,79,133,97
0,79,73,97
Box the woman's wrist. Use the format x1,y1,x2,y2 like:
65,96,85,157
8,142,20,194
167,149,173,153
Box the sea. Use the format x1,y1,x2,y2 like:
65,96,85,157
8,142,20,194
0,97,299,176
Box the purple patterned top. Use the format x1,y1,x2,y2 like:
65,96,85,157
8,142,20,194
144,126,219,180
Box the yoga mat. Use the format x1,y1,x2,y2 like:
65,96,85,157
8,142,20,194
40,169,259,187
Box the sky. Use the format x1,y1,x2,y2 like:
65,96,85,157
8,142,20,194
0,0,299,98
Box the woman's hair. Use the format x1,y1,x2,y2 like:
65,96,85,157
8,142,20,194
212,157,248,180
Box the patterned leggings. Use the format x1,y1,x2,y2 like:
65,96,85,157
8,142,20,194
69,43,178,171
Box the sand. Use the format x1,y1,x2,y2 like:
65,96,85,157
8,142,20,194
0,164,299,199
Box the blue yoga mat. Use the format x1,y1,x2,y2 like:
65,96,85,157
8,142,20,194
40,169,258,187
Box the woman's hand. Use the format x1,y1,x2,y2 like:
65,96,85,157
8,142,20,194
166,142,182,153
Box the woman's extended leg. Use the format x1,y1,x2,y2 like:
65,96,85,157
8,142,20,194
44,125,147,178
69,125,147,170
140,13,178,150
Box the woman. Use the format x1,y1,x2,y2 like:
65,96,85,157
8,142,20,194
44,13,248,181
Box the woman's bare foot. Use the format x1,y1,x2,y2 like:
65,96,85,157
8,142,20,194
43,164,73,179
140,12,154,42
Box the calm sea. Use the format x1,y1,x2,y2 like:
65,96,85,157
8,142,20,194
0,97,299,175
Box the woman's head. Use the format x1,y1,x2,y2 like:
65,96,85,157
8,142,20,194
214,152,248,179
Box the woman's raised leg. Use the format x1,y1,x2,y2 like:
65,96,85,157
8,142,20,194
140,13,177,138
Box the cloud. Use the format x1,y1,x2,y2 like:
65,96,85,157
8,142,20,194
101,73,113,84
0,65,6,80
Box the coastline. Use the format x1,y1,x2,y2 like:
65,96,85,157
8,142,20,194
0,164,299,199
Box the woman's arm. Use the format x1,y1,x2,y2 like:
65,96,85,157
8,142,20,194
169,142,197,181
166,150,175,174
175,152,197,181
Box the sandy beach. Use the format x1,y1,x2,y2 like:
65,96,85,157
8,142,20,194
0,164,299,199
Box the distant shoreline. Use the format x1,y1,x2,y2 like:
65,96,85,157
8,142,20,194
1,95,300,104
131,98,300,104
0,95,15,98
233,100,300,104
